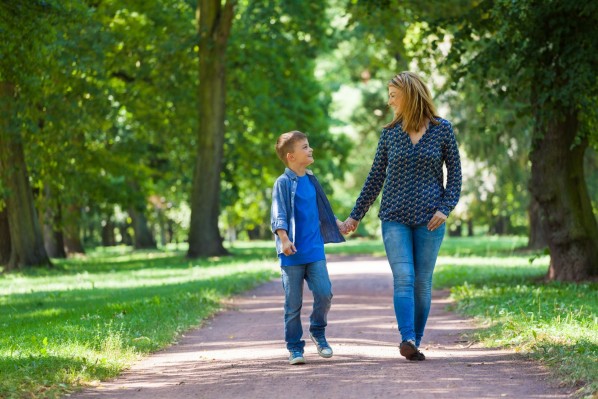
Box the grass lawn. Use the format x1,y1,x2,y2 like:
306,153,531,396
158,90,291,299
327,236,597,397
0,246,278,399
0,236,596,398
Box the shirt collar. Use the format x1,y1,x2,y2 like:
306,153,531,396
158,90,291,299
284,167,313,180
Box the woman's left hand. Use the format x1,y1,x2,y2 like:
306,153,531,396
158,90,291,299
427,211,447,231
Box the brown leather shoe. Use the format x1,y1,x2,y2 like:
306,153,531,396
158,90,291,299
399,341,426,361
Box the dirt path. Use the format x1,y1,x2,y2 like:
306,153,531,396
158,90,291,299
70,256,572,399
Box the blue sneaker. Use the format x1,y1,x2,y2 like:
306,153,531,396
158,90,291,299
309,333,333,358
288,351,305,365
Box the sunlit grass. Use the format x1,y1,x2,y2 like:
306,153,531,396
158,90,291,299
0,235,595,398
447,281,598,398
328,235,597,397
431,244,597,398
0,248,278,399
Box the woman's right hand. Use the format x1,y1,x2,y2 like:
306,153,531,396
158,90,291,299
343,217,360,233
427,211,447,231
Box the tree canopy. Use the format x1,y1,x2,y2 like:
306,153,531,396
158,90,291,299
1,0,596,280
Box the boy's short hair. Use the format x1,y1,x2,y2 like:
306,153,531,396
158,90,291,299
275,130,307,165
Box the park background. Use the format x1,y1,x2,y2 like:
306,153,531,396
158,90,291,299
0,1,597,398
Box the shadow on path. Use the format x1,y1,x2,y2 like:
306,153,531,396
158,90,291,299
71,258,572,399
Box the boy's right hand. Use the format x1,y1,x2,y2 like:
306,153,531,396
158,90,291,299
282,240,297,256
276,229,297,256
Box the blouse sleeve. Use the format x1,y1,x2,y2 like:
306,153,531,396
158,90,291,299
437,122,462,217
350,128,389,221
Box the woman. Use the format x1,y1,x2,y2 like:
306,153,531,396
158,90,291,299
344,71,462,361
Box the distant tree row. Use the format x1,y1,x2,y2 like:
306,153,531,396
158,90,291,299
0,0,349,270
1,0,597,281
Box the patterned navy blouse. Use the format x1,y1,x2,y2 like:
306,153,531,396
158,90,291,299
350,117,462,225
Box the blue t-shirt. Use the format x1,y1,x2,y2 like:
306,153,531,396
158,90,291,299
280,175,325,266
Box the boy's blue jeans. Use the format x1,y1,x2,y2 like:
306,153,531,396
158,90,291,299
382,221,445,347
281,259,332,352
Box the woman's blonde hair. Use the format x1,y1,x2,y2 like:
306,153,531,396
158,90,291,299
385,71,439,132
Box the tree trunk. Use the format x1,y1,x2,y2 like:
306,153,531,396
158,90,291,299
467,219,474,237
0,208,10,265
529,109,598,281
42,185,66,258
167,219,175,244
448,220,462,237
247,227,260,240
187,0,234,258
489,215,510,235
0,82,51,270
527,197,548,250
247,225,271,240
129,207,156,249
120,222,133,246
102,218,117,246
157,208,167,247
84,220,96,247
63,204,85,254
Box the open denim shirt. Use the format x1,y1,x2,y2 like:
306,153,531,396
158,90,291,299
271,168,345,256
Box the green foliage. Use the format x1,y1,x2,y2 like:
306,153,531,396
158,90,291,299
3,237,594,396
0,246,277,398
1,0,359,245
334,81,391,233
3,0,596,251
2,1,203,244
333,234,597,396
585,150,598,216
0,1,68,86
435,0,598,137
405,0,598,235
446,79,532,232
430,235,597,397
320,1,486,233
95,0,199,207
342,0,474,81
446,278,597,397
222,0,351,232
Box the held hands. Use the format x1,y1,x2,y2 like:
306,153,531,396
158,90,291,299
337,212,445,235
427,211,447,231
337,217,359,235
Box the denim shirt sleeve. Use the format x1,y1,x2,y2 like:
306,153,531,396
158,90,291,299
350,128,389,221
271,176,289,234
271,172,296,256
308,173,345,244
438,123,462,217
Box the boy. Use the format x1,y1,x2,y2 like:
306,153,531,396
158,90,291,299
270,130,346,365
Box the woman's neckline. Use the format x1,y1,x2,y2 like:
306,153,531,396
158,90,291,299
407,120,430,146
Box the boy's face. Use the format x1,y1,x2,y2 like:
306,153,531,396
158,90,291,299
287,139,314,167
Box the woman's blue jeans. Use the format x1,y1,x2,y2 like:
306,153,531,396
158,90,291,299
280,259,332,352
382,221,445,347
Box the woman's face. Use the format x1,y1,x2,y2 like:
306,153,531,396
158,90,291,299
388,85,403,114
